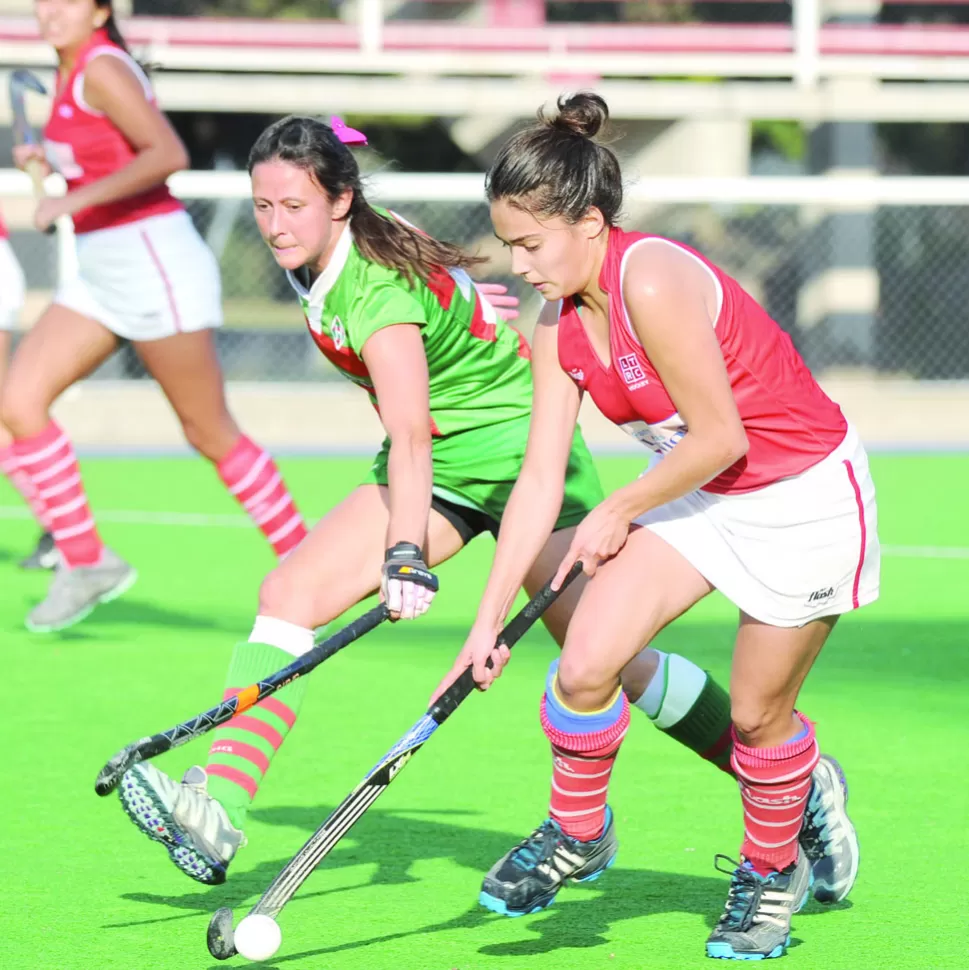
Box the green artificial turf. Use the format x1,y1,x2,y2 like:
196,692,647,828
1,454,966,970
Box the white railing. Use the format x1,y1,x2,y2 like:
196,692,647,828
7,169,969,208
2,6,969,82
3,169,969,384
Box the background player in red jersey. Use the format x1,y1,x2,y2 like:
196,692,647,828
440,93,878,961
0,207,55,568
0,0,307,632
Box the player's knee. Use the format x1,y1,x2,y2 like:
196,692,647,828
556,652,617,710
0,383,46,437
730,699,789,746
179,415,228,462
257,568,295,616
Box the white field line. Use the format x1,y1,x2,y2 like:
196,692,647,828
0,505,968,560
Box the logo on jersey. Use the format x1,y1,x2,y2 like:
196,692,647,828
617,353,649,391
807,586,835,605
330,316,346,350
57,105,74,119
568,367,585,383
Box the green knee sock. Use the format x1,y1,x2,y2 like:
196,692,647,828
205,640,310,829
633,651,734,773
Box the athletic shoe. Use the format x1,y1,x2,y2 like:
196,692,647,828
705,850,812,961
118,764,245,885
18,531,58,570
800,755,859,903
479,807,617,916
25,549,136,632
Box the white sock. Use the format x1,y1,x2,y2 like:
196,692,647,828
633,652,709,729
634,650,669,719
249,615,314,657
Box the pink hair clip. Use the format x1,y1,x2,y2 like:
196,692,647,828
330,116,368,147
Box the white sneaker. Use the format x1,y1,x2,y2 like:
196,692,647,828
119,763,245,885
26,548,136,632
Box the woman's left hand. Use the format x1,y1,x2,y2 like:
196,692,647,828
552,498,633,589
34,196,70,233
475,281,520,321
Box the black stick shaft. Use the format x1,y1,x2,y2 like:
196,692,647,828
241,563,584,922
428,562,583,724
95,603,390,795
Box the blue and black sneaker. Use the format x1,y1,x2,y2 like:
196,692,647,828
706,851,812,961
800,755,859,903
479,807,617,917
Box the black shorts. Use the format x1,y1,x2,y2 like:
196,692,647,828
431,494,500,546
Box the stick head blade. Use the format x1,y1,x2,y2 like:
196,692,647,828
94,743,142,796
207,907,237,960
10,68,47,96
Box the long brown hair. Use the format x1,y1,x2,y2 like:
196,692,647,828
95,1,130,53
249,116,485,286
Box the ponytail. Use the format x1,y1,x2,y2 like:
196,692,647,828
101,12,129,53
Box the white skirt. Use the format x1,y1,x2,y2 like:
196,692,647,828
0,237,26,331
53,210,223,341
635,424,880,627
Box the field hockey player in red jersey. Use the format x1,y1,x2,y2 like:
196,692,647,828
1,0,308,632
440,92,876,961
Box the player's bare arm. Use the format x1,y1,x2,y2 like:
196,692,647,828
455,305,581,689
45,55,188,225
362,321,437,619
553,244,749,586
612,244,748,518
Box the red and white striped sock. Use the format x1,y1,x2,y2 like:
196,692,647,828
540,687,630,841
14,421,103,567
731,712,820,875
216,435,306,559
0,443,52,529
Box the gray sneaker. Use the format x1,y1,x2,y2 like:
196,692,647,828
480,807,618,916
119,763,245,885
705,850,812,960
25,549,137,632
800,755,859,903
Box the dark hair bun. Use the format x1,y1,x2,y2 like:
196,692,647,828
542,92,609,140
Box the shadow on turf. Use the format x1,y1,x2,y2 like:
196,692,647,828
69,597,246,635
112,805,730,956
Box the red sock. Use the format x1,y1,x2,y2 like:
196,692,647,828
14,421,102,567
0,443,52,529
731,712,819,875
216,435,306,559
540,690,630,841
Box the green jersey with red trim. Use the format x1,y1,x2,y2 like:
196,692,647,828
286,218,533,437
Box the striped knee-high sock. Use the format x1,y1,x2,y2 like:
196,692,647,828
633,651,733,772
540,661,630,841
14,421,102,567
205,617,313,828
732,713,820,875
216,435,307,559
0,443,52,529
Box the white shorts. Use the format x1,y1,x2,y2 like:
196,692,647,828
0,237,26,331
53,210,223,341
635,424,880,627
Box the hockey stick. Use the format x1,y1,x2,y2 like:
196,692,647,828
206,562,583,961
8,69,55,234
94,603,391,796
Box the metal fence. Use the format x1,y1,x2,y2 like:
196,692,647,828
5,172,969,382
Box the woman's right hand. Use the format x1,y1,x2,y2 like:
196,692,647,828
13,144,50,176
430,616,508,704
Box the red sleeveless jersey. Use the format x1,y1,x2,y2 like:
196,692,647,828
42,29,182,235
558,227,848,494
0,212,7,240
